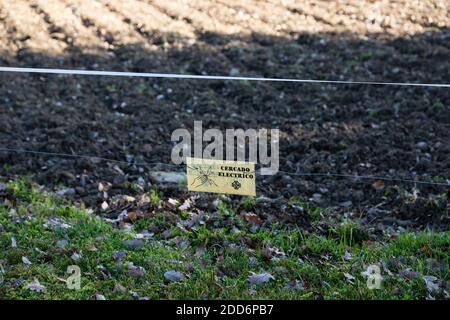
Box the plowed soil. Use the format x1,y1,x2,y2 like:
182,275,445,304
0,0,449,230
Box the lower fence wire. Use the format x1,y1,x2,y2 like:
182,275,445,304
0,147,448,188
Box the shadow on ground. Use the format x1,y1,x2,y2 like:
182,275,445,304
0,27,449,229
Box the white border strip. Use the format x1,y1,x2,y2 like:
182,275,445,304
0,67,449,87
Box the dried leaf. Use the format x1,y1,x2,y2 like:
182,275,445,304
178,199,191,211
344,272,355,283
24,279,46,293
343,251,352,261
244,212,262,226
423,275,439,294
86,244,98,252
127,211,138,221
372,180,385,190
247,272,274,285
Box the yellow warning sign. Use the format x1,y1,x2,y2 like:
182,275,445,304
186,157,256,196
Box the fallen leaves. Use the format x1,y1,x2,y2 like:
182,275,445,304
168,198,179,206
178,199,192,211
24,279,46,293
247,272,274,286
423,275,439,295
243,212,262,226
127,211,138,221
372,180,385,191
85,243,98,252
343,272,355,284
260,246,286,261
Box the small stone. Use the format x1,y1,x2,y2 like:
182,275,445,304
164,270,184,282
319,187,329,194
101,201,109,210
416,142,428,150
96,294,106,300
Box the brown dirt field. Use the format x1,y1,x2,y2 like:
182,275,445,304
0,0,449,231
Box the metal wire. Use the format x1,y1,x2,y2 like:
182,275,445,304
1,66,449,88
0,147,448,187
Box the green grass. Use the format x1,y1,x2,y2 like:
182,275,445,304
0,179,448,300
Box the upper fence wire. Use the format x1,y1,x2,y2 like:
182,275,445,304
0,66,450,88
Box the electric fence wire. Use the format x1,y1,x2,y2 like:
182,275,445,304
0,147,448,187
0,67,450,87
